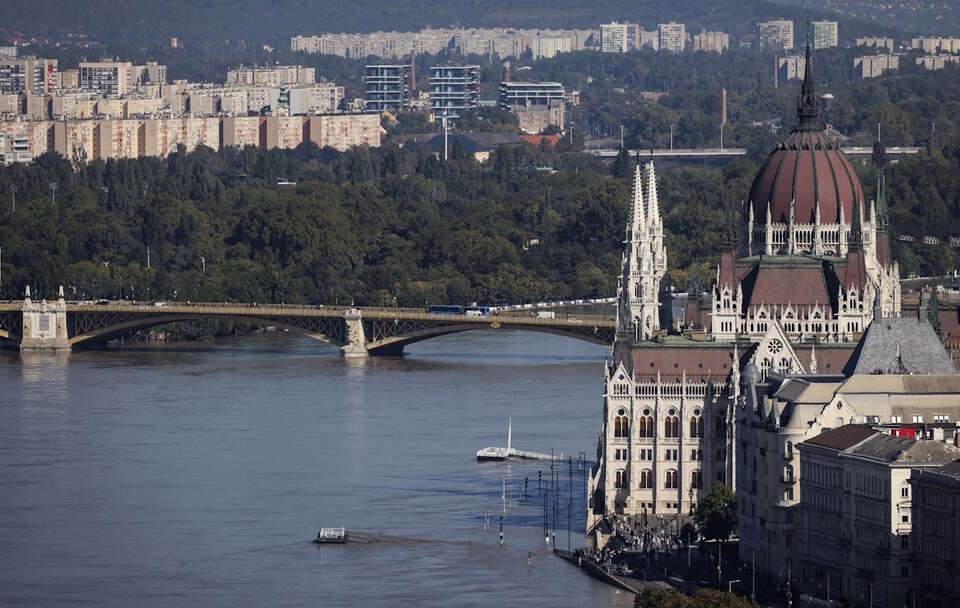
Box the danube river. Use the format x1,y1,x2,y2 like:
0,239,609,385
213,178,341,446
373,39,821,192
0,330,633,607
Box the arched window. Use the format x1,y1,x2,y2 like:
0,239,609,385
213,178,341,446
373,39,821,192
691,470,703,489
665,470,678,489
614,417,622,438
620,415,629,437
640,409,654,437
616,470,627,489
670,416,680,437
640,469,652,489
690,409,703,438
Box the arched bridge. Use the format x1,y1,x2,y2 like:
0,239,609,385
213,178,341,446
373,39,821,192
0,299,616,356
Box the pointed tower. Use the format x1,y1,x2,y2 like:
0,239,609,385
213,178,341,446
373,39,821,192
796,30,820,131
617,162,666,341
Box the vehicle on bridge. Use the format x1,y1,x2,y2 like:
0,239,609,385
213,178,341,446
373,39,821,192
427,304,491,317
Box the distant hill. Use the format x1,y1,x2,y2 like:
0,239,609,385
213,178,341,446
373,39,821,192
3,0,907,47
770,0,956,35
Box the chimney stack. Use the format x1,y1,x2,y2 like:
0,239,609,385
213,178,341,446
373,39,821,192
410,51,416,92
721,88,727,126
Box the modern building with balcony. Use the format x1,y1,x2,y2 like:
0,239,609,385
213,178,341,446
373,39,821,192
364,64,411,112
498,81,564,110
429,65,479,118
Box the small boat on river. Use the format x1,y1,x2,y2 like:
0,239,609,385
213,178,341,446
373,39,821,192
476,418,565,462
314,527,348,544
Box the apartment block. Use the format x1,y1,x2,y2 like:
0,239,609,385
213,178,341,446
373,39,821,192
429,65,479,118
498,81,565,110
0,94,19,119
811,21,838,49
0,57,58,94
758,19,794,50
263,116,305,150
857,37,894,52
131,62,167,86
182,117,220,152
916,55,960,70
218,90,248,116
289,83,344,115
639,29,659,50
534,35,572,60
600,22,638,53
54,119,96,162
58,68,79,90
658,22,686,53
0,120,52,165
79,61,132,96
778,55,806,81
365,65,410,112
222,116,262,148
911,37,960,54
95,119,141,160
910,462,960,607
226,65,315,87
855,55,900,78
799,426,959,608
292,27,592,60
51,92,96,119
307,113,380,150
693,31,729,53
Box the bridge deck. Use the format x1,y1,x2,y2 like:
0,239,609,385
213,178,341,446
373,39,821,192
1,301,614,328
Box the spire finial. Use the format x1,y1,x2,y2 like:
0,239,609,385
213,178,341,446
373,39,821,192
797,22,820,129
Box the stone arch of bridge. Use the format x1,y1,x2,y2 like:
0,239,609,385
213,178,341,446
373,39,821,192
364,322,611,355
67,314,346,348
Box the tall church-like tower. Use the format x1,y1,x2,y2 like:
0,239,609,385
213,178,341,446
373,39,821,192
618,162,667,341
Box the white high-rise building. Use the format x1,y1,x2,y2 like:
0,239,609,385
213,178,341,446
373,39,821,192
758,19,794,50
811,21,838,49
600,22,638,53
658,22,686,53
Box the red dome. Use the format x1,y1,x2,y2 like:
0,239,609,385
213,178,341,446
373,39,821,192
749,129,865,225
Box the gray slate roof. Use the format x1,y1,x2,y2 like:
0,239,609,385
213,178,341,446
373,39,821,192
843,316,957,376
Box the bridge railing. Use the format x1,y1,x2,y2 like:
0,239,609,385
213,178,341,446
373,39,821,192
48,300,616,325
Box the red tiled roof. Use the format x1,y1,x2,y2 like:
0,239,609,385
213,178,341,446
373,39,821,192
718,251,738,290
745,264,833,310
520,134,561,147
843,249,867,290
749,130,864,225
626,345,735,382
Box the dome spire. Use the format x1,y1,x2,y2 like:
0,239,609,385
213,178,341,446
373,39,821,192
797,23,820,130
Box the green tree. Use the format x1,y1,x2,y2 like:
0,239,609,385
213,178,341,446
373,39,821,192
611,146,631,179
694,482,737,542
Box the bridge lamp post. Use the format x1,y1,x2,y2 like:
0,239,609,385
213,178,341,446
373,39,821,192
49,183,57,205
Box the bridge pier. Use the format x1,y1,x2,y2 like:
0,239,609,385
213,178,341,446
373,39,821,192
20,286,69,351
340,308,368,358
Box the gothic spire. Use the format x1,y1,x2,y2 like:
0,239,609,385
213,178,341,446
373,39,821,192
631,163,645,236
876,174,889,234
645,162,660,222
797,26,820,130
849,199,863,251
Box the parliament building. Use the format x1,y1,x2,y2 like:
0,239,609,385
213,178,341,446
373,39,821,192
587,42,905,539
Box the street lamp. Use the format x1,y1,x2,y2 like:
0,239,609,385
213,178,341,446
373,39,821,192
49,182,57,205
717,541,722,588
